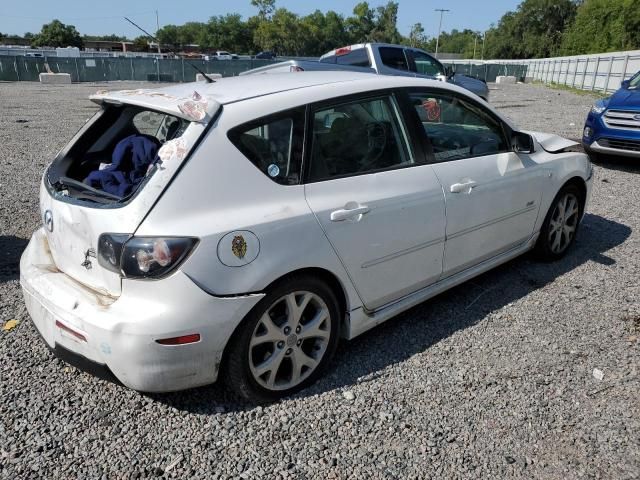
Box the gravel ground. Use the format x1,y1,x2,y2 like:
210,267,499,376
1,81,638,479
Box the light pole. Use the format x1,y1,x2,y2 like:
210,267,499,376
434,8,450,59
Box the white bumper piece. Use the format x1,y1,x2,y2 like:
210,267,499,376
20,228,264,392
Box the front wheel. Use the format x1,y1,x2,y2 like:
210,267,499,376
535,184,583,261
223,275,340,403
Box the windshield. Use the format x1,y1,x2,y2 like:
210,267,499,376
629,72,640,89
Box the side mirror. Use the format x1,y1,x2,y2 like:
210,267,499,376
512,131,535,154
621,79,630,89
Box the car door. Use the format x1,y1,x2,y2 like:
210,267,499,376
304,93,446,311
403,89,545,277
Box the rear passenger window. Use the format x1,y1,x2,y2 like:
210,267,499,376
409,92,508,162
228,109,304,185
309,96,413,181
379,47,409,71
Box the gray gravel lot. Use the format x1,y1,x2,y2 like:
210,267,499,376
1,81,638,479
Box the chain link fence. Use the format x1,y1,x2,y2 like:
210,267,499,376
0,56,278,82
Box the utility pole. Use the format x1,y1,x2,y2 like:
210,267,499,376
473,35,477,60
155,10,161,55
434,8,450,59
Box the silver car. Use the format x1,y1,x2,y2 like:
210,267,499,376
21,72,592,403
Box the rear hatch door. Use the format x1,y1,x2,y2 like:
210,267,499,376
42,91,217,297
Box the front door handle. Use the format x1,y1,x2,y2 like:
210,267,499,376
330,205,370,222
450,180,477,194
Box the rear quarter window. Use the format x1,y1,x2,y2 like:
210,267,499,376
228,108,305,185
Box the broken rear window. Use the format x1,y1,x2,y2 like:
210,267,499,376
46,105,191,203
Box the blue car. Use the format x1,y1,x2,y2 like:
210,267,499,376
583,70,640,160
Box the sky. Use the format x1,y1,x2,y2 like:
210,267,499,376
0,0,521,39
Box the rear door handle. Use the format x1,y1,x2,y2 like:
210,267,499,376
450,180,477,194
330,205,370,222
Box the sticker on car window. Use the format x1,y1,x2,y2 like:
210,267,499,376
267,164,280,177
422,99,441,122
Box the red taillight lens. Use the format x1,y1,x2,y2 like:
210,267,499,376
156,334,201,345
335,46,352,56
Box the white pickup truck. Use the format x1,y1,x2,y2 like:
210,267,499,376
242,42,490,101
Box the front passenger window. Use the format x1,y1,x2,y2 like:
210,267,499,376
409,92,508,162
309,96,413,181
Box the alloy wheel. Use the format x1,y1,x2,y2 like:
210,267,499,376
248,291,331,391
548,192,580,254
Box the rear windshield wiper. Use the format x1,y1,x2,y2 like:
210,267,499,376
55,177,122,201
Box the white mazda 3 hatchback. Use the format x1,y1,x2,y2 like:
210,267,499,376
21,72,593,402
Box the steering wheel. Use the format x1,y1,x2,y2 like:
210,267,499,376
359,122,388,171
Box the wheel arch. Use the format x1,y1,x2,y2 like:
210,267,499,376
219,266,352,379
560,175,587,210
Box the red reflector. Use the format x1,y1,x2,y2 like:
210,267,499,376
156,334,201,345
290,65,304,72
335,46,352,56
55,320,87,342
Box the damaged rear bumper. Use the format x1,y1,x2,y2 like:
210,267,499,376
20,228,264,392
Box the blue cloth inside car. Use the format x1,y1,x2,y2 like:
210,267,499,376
84,134,159,197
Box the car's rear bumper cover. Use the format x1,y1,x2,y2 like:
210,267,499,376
20,228,264,392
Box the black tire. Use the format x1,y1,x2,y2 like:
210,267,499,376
223,274,341,403
534,183,584,261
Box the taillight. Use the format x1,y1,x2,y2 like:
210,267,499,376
98,234,198,279
335,46,352,56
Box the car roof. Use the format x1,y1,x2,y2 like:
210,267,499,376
89,72,484,123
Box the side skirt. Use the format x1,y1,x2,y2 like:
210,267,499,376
344,233,539,340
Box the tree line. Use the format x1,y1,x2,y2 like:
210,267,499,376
3,0,639,59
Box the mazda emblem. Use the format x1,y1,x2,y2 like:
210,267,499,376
44,210,54,232
634,114,640,121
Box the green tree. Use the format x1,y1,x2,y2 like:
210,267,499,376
203,14,253,52
483,0,578,59
408,23,427,48
131,36,149,52
370,1,402,44
254,8,302,54
157,25,180,49
32,19,83,48
298,10,348,56
346,2,375,43
251,0,276,20
561,0,640,54
82,34,128,42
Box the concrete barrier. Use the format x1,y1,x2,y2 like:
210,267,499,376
196,73,223,82
496,75,517,84
39,73,71,84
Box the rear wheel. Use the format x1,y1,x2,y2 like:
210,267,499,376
535,184,583,261
223,275,340,403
